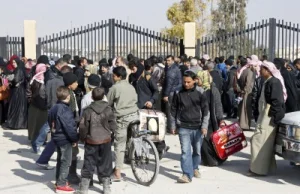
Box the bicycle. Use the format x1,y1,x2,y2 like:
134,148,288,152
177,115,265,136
125,120,160,186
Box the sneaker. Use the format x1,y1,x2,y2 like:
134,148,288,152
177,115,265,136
36,162,55,170
55,185,75,193
177,175,191,183
194,170,201,178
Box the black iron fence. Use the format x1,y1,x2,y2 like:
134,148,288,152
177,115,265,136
196,18,300,61
2,18,300,61
39,19,182,62
0,36,24,59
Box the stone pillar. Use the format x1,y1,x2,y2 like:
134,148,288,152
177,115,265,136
24,20,37,59
184,22,196,57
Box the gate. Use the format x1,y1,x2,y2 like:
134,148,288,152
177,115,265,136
0,36,24,59
196,18,300,61
39,19,182,61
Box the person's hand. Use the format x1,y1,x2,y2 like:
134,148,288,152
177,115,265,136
72,143,77,147
170,129,176,135
219,120,226,127
145,101,153,109
201,128,208,137
163,97,168,102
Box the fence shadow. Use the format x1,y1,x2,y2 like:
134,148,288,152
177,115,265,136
3,131,30,146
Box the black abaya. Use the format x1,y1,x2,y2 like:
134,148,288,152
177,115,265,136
7,66,28,129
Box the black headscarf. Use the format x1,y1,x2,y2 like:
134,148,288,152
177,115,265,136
129,63,144,85
37,55,49,65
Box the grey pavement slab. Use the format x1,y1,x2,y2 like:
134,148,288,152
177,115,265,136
0,127,300,194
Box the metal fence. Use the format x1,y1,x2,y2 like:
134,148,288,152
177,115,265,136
0,36,24,59
196,18,300,61
39,19,182,62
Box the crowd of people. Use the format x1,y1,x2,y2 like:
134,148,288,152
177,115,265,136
0,52,300,193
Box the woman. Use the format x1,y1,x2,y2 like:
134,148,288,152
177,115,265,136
7,58,28,129
196,70,226,166
249,61,286,176
6,55,19,73
27,64,47,150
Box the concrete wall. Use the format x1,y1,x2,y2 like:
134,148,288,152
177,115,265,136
24,20,37,59
184,22,196,57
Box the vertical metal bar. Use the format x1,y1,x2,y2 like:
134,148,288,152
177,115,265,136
277,21,280,58
66,30,69,55
126,22,129,56
84,26,87,57
289,22,292,59
94,22,97,61
97,22,100,60
285,22,288,59
133,25,136,56
297,24,299,58
136,26,139,58
282,20,284,58
143,28,146,59
159,33,162,58
146,29,149,57
80,26,83,57
163,34,166,57
55,33,59,58
101,21,104,59
129,24,132,54
140,27,143,58
116,20,119,57
77,28,80,57
254,22,257,55
150,30,153,56
293,23,295,60
265,19,268,56
87,24,90,59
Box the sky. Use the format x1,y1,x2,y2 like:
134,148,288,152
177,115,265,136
0,0,299,37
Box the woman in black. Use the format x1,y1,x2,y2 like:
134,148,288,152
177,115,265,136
7,58,28,129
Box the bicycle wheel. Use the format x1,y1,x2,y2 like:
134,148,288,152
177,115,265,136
130,138,160,186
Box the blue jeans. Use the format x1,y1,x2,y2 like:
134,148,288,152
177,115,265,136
32,122,50,152
178,128,202,180
36,139,56,165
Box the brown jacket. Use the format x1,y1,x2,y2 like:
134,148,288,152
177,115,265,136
79,101,116,145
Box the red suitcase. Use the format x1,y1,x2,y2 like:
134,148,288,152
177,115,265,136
211,122,247,160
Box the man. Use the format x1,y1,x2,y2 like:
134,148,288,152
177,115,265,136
35,60,72,169
217,56,227,80
115,56,130,80
206,61,223,93
107,66,139,181
163,55,182,133
224,59,238,118
63,54,75,69
74,57,88,94
179,58,190,77
171,71,209,183
190,58,202,75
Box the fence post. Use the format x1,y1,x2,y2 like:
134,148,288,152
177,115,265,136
268,18,277,61
108,19,116,58
0,37,7,58
21,37,25,57
180,39,184,56
36,38,42,59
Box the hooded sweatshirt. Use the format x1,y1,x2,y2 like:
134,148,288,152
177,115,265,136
79,101,117,144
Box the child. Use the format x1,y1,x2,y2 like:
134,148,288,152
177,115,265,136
62,72,81,184
79,87,116,194
48,86,79,193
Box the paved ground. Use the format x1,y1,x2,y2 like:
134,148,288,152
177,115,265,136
1,125,300,194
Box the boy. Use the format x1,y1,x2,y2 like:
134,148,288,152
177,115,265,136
49,86,79,193
107,66,139,181
63,72,81,184
78,87,116,194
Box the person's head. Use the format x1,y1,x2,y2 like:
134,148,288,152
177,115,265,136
273,58,285,70
12,59,18,68
166,55,174,67
183,71,196,90
190,58,198,67
63,54,72,64
206,62,215,70
60,65,73,74
286,64,295,72
225,59,233,70
56,86,71,103
157,57,164,64
219,56,225,63
214,57,220,64
113,66,127,82
108,58,113,67
80,57,88,67
196,70,213,89
183,59,190,68
101,63,110,74
260,65,272,79
128,60,139,73
237,55,243,64
127,54,134,62
88,74,101,89
92,87,105,101
63,72,78,91
55,58,68,71
37,55,49,65
115,57,125,67
240,57,248,67
293,58,300,71
261,55,268,62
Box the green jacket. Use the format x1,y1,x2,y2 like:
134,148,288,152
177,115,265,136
107,80,138,117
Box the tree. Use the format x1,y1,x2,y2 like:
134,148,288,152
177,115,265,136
211,0,248,33
164,0,210,38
